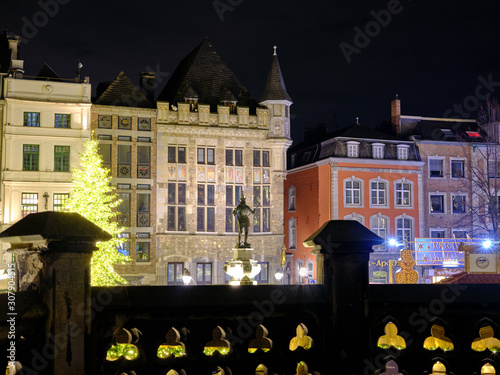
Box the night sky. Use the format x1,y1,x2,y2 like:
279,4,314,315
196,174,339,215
1,0,499,143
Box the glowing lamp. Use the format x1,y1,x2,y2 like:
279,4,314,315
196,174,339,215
483,240,493,249
182,268,193,285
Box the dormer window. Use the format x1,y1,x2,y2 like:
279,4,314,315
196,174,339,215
397,144,410,160
183,86,199,111
347,141,360,158
372,143,384,159
223,100,237,113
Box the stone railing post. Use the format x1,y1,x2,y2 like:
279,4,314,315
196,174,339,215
0,212,111,375
304,220,383,374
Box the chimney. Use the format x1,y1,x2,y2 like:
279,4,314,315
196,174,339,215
139,71,155,104
7,34,21,60
391,94,401,136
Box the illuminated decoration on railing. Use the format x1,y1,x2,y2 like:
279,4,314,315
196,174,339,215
430,361,447,375
423,324,454,351
295,361,312,375
481,363,496,375
377,322,406,350
106,328,140,361
203,326,230,356
289,323,313,351
248,324,273,353
380,360,403,375
157,327,186,358
471,326,500,353
256,364,268,375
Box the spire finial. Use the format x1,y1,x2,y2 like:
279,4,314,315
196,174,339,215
273,45,277,56
396,93,399,99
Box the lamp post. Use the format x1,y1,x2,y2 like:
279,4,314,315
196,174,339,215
299,265,308,284
274,268,283,284
182,268,193,285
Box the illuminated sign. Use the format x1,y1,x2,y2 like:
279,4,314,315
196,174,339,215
414,238,469,266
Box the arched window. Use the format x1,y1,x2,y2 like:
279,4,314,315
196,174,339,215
370,214,389,250
288,218,297,249
288,186,296,211
396,215,414,245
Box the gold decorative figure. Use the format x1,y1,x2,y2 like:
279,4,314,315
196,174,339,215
248,325,273,353
377,322,406,350
395,248,419,284
233,194,256,248
481,363,496,375
423,324,454,351
472,326,500,352
204,326,231,356
295,361,311,375
166,371,179,375
255,364,268,375
106,328,140,361
430,361,447,375
157,327,186,358
281,244,286,267
289,323,313,351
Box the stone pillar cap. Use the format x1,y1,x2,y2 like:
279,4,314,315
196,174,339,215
303,220,383,253
0,212,112,247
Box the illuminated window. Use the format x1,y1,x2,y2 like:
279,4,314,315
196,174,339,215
24,112,40,127
288,186,296,211
395,180,412,207
54,146,70,172
117,193,130,226
197,147,215,165
137,194,150,227
253,185,271,233
225,185,242,232
167,262,184,285
396,216,413,245
138,117,151,131
372,143,384,159
452,194,466,213
370,215,388,251
344,178,362,206
197,184,215,232
22,193,38,217
430,194,445,213
288,218,297,250
54,113,71,128
98,143,111,170
429,158,444,177
254,262,268,284
397,144,409,160
136,242,150,262
137,145,150,178
347,141,359,158
196,263,212,285
430,229,445,238
53,193,69,212
370,180,387,206
451,159,465,178
167,183,186,231
117,233,130,256
118,145,131,177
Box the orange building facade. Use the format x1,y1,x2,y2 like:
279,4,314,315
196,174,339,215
284,124,424,283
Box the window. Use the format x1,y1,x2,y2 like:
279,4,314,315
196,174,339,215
395,180,412,207
288,218,297,249
253,150,261,166
22,193,38,218
196,147,215,164
452,194,466,214
138,117,151,131
396,216,413,245
118,145,131,177
137,137,150,143
451,159,465,178
118,135,131,142
118,116,131,129
168,146,186,163
488,161,500,178
167,262,184,285
255,262,269,284
54,114,71,128
226,149,243,166
430,229,445,238
197,263,212,285
167,183,186,231
288,186,296,211
370,215,388,251
98,114,112,129
347,141,359,158
24,112,40,127
137,146,150,178
136,242,150,262
345,178,361,206
54,146,70,172
23,145,39,171
137,194,150,227
53,193,69,212
372,143,384,159
430,194,445,213
453,230,467,239
207,148,215,165
306,261,314,279
397,145,409,160
197,184,215,232
262,151,270,167
429,158,444,177
225,185,243,232
197,148,205,164
253,185,271,233
98,144,111,170
117,233,130,256
370,180,387,206
98,134,112,140
344,213,364,224
117,193,130,226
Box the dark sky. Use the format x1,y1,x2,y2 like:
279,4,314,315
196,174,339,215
1,0,499,143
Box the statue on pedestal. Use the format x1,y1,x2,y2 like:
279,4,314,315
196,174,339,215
233,194,256,248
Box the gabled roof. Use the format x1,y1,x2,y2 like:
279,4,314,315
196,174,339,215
157,38,259,113
437,271,500,284
94,71,153,108
35,63,62,81
260,47,292,102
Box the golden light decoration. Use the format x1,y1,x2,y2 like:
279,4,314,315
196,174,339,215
423,325,454,351
395,248,419,284
472,326,500,353
377,322,406,350
203,326,231,356
157,327,186,358
289,323,313,351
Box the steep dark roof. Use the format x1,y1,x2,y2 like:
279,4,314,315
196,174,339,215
35,63,62,81
94,71,153,108
157,38,259,113
260,48,292,102
401,118,479,141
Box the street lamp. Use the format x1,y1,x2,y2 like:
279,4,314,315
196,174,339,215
299,266,308,284
182,268,193,285
274,268,283,284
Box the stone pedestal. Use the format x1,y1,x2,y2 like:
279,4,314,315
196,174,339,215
224,247,261,285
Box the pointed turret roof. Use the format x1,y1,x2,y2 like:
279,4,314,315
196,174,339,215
260,46,292,103
157,38,259,112
35,63,62,81
94,71,153,108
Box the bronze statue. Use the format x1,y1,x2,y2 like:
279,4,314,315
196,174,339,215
233,194,256,248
